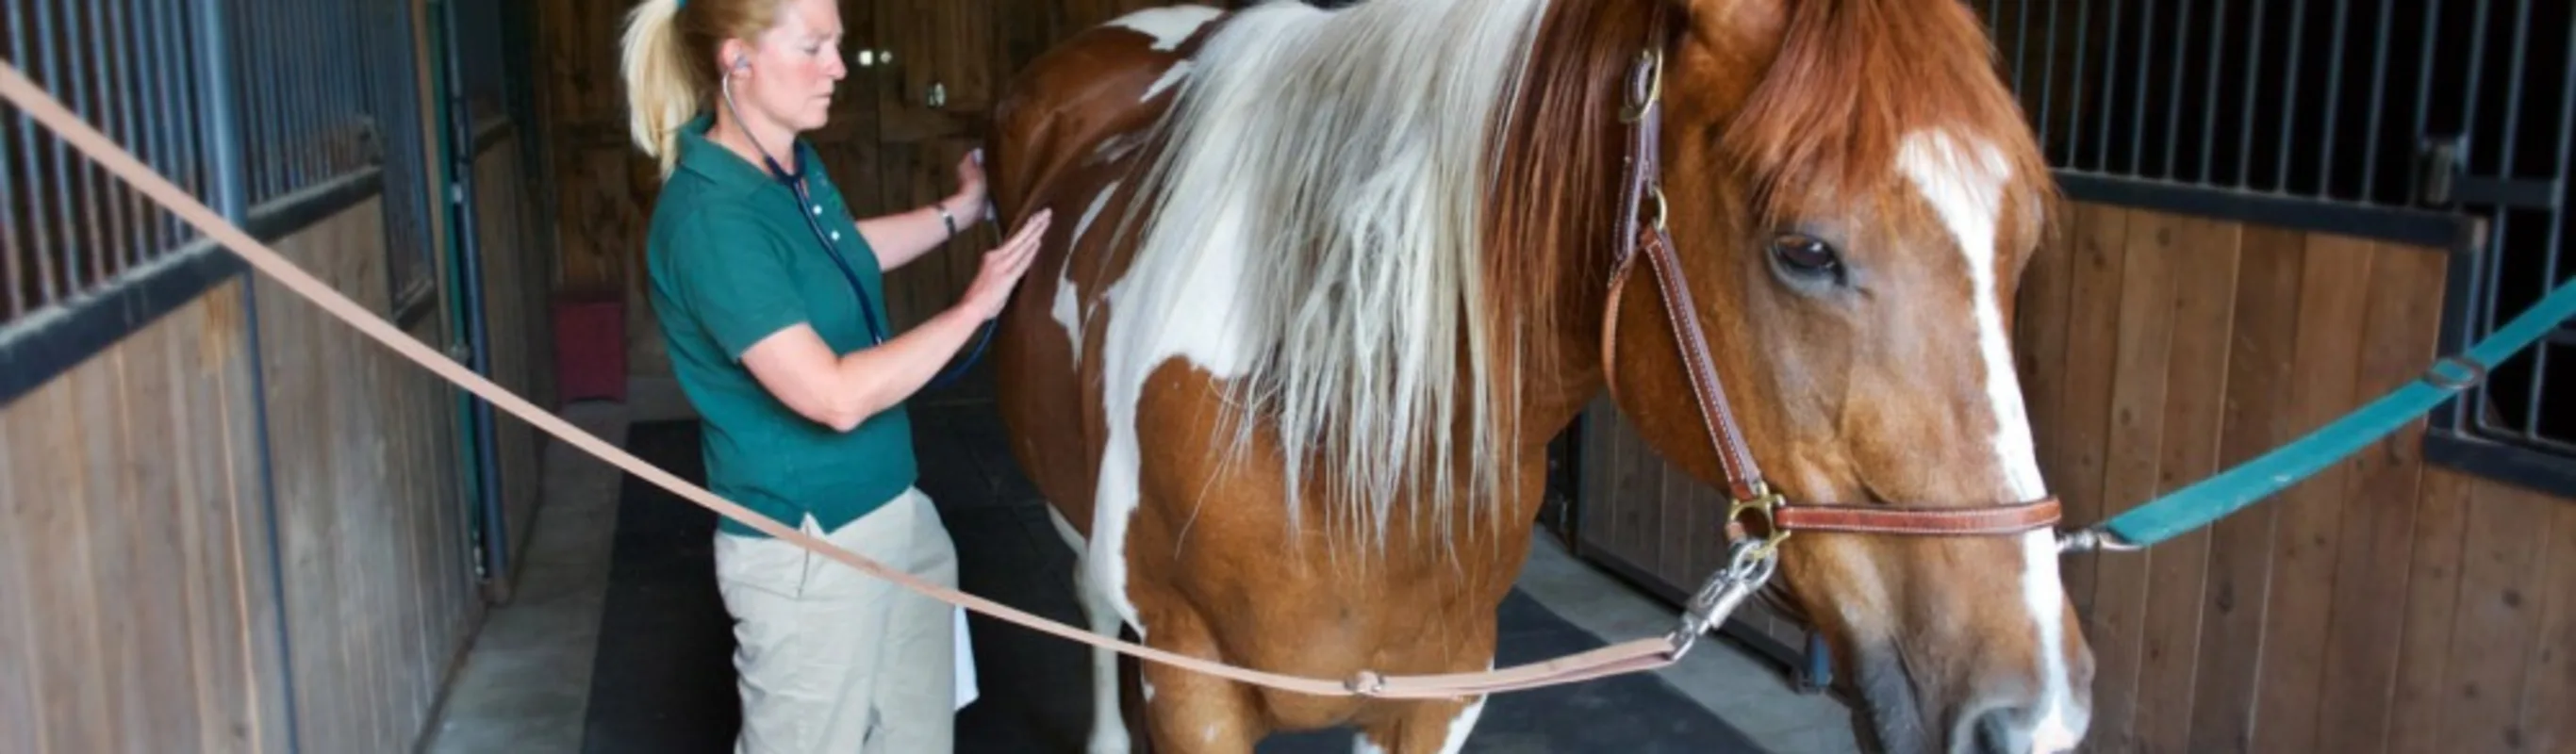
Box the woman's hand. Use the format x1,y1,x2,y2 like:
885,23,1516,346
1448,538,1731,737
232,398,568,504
955,209,1051,321
949,149,990,226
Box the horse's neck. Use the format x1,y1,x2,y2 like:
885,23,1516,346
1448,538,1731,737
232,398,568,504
1501,258,1614,450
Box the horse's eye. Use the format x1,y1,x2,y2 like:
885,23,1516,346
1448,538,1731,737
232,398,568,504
1770,233,1841,275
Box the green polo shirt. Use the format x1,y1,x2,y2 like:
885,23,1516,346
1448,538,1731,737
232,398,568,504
643,112,916,538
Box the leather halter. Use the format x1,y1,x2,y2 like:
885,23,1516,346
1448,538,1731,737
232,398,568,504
1598,6,2062,559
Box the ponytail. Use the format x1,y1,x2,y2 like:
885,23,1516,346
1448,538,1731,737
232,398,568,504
619,0,702,177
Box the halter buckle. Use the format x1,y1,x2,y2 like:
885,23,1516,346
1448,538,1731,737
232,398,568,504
1621,49,1665,123
1725,482,1794,561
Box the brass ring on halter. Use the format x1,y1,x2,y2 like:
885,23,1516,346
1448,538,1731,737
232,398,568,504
1725,484,1793,561
1621,49,1664,123
2423,354,2489,392
1646,184,1670,234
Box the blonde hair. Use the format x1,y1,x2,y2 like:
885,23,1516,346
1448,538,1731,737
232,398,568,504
619,0,781,176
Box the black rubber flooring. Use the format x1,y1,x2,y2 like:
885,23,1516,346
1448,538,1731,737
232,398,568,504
580,401,1766,753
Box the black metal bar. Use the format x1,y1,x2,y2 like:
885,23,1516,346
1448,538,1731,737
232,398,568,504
2012,0,2032,101
2412,0,2443,206
256,0,280,202
439,0,514,588
2199,0,2226,183
2364,0,2397,202
2318,0,2355,197
2523,15,2576,457
2239,0,2268,188
2462,0,2495,176
2131,0,2155,173
2096,0,2123,172
297,0,323,188
2065,0,2093,167
2318,0,2359,198
138,0,174,256
242,168,387,243
335,0,359,173
2162,0,2192,180
2055,170,2484,249
2276,0,2309,191
170,0,198,233
8,0,57,308
1,123,19,320
2497,0,2535,180
2449,177,2565,208
2423,430,2576,502
69,0,108,288
199,0,243,222
93,0,131,275
37,0,86,298
2039,0,2062,163
0,246,247,408
2433,231,2485,431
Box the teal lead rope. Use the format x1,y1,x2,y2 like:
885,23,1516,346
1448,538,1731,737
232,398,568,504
2072,275,2576,551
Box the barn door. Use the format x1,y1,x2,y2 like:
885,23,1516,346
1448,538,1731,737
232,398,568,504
837,0,1003,341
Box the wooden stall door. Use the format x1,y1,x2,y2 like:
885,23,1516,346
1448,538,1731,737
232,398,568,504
852,0,999,336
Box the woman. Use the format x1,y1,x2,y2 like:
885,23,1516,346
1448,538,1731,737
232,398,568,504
618,0,1050,750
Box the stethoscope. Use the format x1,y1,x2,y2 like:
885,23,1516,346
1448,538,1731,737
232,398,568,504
724,68,992,389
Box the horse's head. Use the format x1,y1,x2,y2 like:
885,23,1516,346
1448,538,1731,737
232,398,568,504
1565,0,2093,751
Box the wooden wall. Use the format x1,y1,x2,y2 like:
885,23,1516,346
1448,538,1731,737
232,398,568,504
0,199,483,752
1569,201,2576,753
0,278,291,752
473,130,558,575
2017,203,2576,754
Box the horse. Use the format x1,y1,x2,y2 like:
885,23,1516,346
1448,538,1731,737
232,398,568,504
981,1,2095,751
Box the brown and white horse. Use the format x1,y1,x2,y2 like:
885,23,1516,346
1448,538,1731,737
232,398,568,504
983,1,2093,751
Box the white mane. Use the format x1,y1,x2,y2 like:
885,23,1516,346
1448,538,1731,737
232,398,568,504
1108,0,1554,557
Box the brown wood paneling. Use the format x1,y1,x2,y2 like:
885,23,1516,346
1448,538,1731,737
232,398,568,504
474,134,554,582
250,200,477,752
2183,222,2305,752
2055,203,2130,614
2129,216,2238,753
2085,208,2183,747
0,279,295,753
2312,242,2452,751
2242,232,2377,754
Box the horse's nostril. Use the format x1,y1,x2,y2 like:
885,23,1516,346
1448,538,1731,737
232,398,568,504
1958,702,2043,754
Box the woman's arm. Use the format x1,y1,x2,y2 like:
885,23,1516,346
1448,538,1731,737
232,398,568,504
858,151,991,271
855,194,980,272
737,308,985,432
740,208,1050,432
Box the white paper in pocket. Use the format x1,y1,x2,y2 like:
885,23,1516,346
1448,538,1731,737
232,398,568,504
954,605,980,711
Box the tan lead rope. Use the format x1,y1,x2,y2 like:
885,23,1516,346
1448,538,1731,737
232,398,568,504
0,62,1694,701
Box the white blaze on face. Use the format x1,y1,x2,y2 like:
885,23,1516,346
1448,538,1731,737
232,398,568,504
1898,128,2082,750
1108,5,1223,52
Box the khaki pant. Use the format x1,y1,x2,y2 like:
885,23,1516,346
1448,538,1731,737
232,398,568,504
714,487,959,753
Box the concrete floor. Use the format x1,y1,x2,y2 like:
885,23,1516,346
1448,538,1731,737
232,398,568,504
421,379,1857,753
